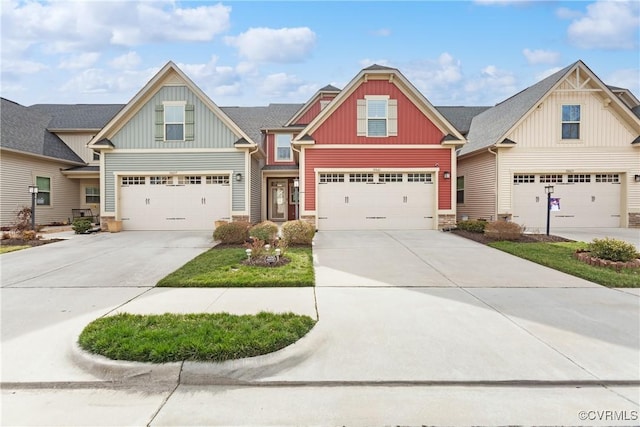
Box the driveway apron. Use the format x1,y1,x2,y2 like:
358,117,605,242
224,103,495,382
260,230,639,383
1,231,214,383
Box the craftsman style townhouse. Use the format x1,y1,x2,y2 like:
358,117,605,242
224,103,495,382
1,60,639,230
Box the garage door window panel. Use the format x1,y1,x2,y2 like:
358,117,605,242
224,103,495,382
540,174,564,183
567,174,591,183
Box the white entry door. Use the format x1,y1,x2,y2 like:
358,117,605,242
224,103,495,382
269,180,288,221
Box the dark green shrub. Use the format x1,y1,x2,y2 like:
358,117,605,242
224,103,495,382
72,219,92,234
589,238,639,262
282,220,315,245
249,221,279,243
484,220,522,241
213,221,250,244
456,219,486,233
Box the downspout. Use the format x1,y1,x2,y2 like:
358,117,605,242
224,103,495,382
487,146,498,221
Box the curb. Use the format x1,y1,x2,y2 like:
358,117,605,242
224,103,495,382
70,324,325,385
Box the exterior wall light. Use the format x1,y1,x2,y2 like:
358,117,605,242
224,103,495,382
635,175,640,183
235,172,242,182
443,171,451,179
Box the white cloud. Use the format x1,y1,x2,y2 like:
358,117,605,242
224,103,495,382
464,65,517,104
1,1,231,55
2,59,48,74
225,27,316,63
60,67,158,96
555,6,582,20
59,53,101,70
109,52,141,70
535,67,563,81
359,58,392,68
522,49,560,65
606,68,640,94
567,0,640,50
257,72,317,100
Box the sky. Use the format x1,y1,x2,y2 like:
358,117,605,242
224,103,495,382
1,0,639,108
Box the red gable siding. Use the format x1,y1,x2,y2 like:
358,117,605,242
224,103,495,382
311,80,443,144
304,148,452,210
295,94,337,125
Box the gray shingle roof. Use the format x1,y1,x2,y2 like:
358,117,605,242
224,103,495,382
319,84,341,92
363,64,396,71
460,62,577,156
1,98,84,163
632,105,640,119
221,104,303,147
435,106,491,135
28,104,124,129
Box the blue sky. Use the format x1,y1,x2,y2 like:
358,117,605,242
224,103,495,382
1,0,638,107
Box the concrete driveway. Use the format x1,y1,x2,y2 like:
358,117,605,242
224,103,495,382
552,227,640,250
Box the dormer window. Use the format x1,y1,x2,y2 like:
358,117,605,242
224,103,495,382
275,134,292,161
562,105,580,139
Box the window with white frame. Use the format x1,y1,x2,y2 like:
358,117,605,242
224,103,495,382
561,105,580,140
319,173,344,183
367,98,388,137
85,187,100,204
540,174,564,183
164,103,185,141
513,174,535,184
275,134,292,161
407,173,432,183
121,176,145,185
36,176,51,205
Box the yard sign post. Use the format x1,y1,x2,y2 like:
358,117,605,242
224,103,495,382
294,178,300,220
544,185,554,236
28,185,38,230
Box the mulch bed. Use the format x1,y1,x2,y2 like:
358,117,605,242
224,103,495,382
1,238,64,247
449,229,573,245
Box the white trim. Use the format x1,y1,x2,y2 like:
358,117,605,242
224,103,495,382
106,148,240,154
365,95,390,137
303,144,451,150
162,100,186,142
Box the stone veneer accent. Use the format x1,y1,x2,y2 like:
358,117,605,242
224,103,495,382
629,213,640,228
438,214,456,230
231,215,249,223
300,215,316,229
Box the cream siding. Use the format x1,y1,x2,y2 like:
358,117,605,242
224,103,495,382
110,86,238,150
507,85,636,149
497,147,639,225
457,151,496,221
1,151,80,227
79,179,101,212
103,151,246,213
55,132,98,164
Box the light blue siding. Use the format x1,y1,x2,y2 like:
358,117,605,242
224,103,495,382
111,86,239,149
250,157,262,222
104,152,246,212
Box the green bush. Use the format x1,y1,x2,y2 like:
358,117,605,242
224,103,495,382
484,220,522,241
456,219,486,233
213,221,250,244
282,220,315,245
589,238,639,262
249,221,279,243
72,219,92,234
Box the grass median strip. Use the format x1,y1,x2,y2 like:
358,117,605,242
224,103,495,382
157,247,314,287
78,312,316,363
488,241,640,288
0,245,30,254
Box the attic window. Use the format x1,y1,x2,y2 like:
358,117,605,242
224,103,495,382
165,104,185,141
367,98,388,137
561,105,580,140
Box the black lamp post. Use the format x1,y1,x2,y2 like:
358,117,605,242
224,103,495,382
293,178,300,220
544,185,554,236
28,185,38,230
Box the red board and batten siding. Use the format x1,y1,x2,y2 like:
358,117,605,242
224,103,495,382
312,80,443,145
265,133,297,166
304,148,452,210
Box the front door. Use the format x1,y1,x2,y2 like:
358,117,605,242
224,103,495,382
269,180,288,221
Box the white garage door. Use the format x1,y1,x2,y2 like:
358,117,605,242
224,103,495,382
513,173,621,229
120,175,231,230
317,172,436,230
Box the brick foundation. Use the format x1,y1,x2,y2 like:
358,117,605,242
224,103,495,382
629,213,640,228
231,215,249,223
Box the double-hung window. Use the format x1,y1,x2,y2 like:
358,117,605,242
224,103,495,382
36,176,51,206
164,103,185,141
367,97,388,137
456,176,464,204
561,105,580,140
85,187,100,204
275,134,292,161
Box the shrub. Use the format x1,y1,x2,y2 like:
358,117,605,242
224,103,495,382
213,221,250,244
21,230,38,241
249,221,279,243
484,220,522,241
282,220,315,245
72,219,92,234
456,219,486,233
589,238,639,263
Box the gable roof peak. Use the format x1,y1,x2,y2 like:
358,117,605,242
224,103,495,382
319,84,341,92
363,64,396,71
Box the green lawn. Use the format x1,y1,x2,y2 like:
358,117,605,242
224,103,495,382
489,241,640,288
0,245,30,254
157,247,314,287
78,312,316,363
